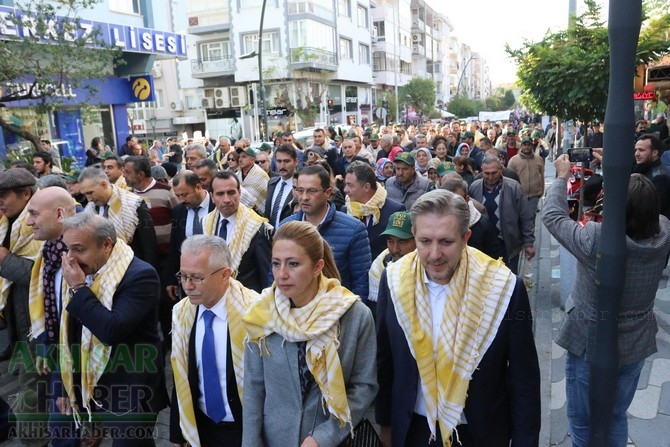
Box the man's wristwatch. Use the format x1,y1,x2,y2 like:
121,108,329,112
68,283,87,297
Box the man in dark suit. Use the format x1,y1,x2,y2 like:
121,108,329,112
78,167,158,268
376,189,540,447
343,161,405,260
263,144,297,228
170,235,257,447
58,212,168,446
205,171,272,293
164,171,214,350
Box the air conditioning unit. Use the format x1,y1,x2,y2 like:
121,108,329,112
371,26,378,39
214,87,230,108
170,100,184,111
229,86,247,107
412,34,421,43
201,97,214,108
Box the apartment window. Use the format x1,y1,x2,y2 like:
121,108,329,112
339,37,352,60
357,5,368,27
200,41,231,61
243,31,280,55
155,89,164,109
358,43,370,64
289,20,335,52
338,0,350,17
110,0,140,14
373,21,385,41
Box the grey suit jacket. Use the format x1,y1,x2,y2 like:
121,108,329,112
242,300,378,447
543,177,670,365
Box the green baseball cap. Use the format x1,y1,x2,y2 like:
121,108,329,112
437,161,457,177
63,169,82,182
381,211,413,239
236,147,257,158
394,152,415,166
258,142,273,153
462,131,475,139
369,133,379,141
531,130,541,139
521,136,533,144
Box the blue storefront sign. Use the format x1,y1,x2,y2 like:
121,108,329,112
0,6,187,58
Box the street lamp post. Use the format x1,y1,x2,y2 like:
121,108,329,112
148,116,157,145
239,0,270,141
456,55,478,98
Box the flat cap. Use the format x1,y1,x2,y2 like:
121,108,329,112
0,168,36,190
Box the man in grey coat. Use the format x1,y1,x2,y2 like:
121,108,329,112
469,156,535,273
385,152,435,209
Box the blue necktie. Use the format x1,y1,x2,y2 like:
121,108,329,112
192,206,203,235
218,218,228,241
201,310,226,422
270,181,286,227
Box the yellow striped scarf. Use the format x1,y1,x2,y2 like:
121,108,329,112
84,185,142,244
202,204,271,274
114,175,132,192
386,248,515,446
171,279,258,446
59,240,134,425
238,164,269,212
244,276,358,428
345,183,387,226
0,205,43,312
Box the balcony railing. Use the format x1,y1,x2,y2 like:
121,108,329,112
289,47,337,71
191,57,234,76
287,1,335,21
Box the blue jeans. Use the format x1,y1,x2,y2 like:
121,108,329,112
565,351,644,447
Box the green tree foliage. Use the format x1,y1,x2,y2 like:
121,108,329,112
399,77,436,120
0,0,121,149
506,0,670,123
501,90,516,110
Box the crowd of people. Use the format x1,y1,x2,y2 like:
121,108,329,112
1,112,668,446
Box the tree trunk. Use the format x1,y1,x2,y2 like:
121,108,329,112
0,113,41,153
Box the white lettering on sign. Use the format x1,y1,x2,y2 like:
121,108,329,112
2,82,77,99
345,97,358,103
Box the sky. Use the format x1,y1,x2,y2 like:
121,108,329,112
433,0,608,86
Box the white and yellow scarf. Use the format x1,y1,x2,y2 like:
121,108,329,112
59,240,134,425
171,279,258,447
345,183,387,226
0,206,43,311
114,175,131,192
244,276,358,428
202,204,271,274
238,164,269,212
84,185,142,244
386,248,515,446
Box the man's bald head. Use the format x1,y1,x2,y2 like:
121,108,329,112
26,187,77,241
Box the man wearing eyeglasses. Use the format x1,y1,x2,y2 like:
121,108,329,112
170,235,258,447
279,165,371,301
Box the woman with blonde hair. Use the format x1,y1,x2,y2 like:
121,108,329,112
243,221,378,447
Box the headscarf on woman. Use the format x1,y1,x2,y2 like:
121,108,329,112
455,142,470,158
414,147,432,175
375,158,394,182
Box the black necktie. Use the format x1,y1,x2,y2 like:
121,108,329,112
270,181,286,226
218,218,229,241
192,206,203,235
